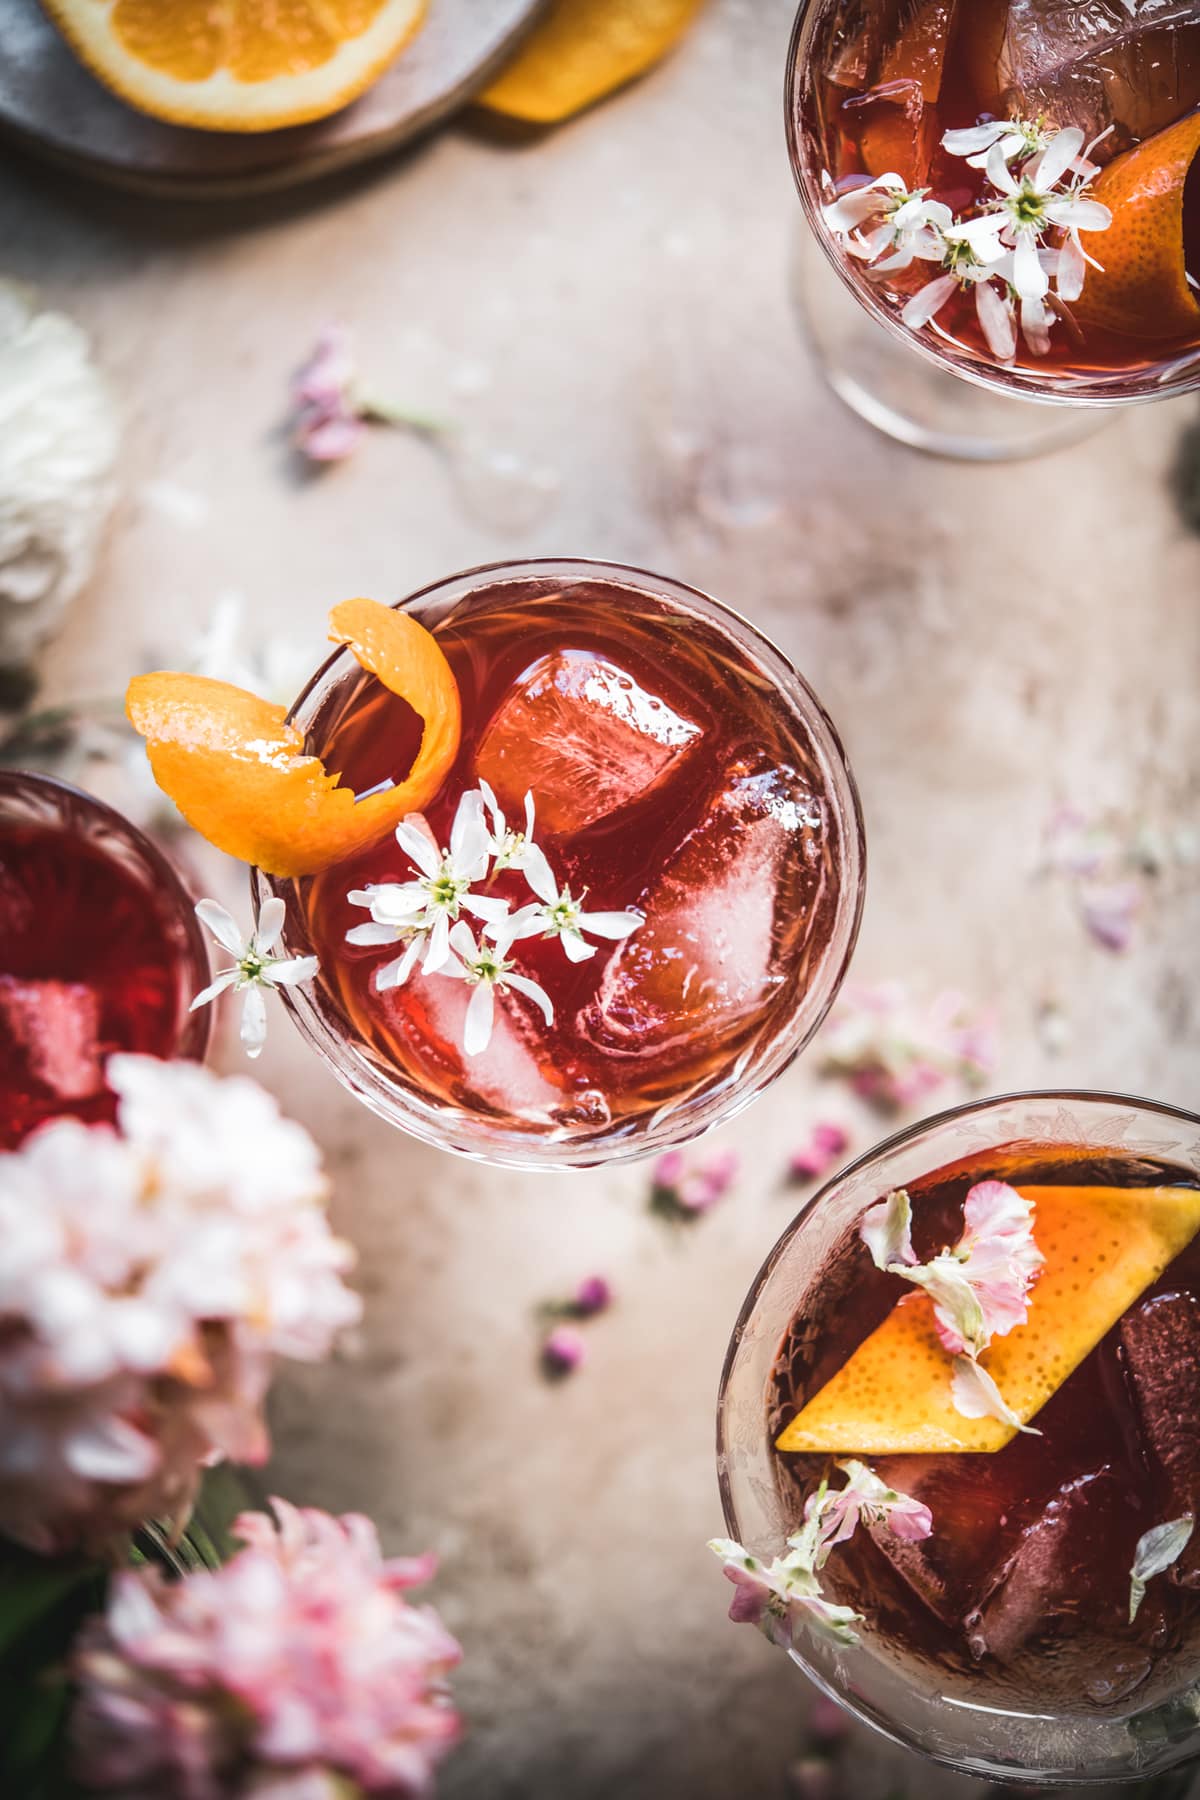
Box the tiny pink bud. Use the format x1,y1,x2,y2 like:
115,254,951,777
785,1757,837,1800
573,1276,611,1317
542,1325,586,1377
789,1122,850,1183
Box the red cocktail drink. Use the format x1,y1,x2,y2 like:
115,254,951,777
789,1,1200,401
717,1093,1200,1784
0,774,211,1147
256,562,864,1167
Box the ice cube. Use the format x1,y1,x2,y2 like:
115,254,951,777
865,1453,1027,1629
1121,1292,1200,1587
579,754,830,1056
999,2,1200,152
394,971,566,1128
474,650,702,837
0,975,103,1102
968,1469,1124,1664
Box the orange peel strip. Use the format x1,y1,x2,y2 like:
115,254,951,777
776,1184,1200,1457
478,0,707,126
1073,110,1200,342
126,597,460,879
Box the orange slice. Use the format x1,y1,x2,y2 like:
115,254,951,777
39,0,427,133
855,0,954,187
126,598,460,879
1072,110,1200,342
776,1185,1200,1457
478,0,707,126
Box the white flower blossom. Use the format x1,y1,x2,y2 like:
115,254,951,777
439,920,554,1058
191,897,318,1059
1129,1516,1194,1622
346,792,511,988
823,174,952,273
942,117,1053,171
503,847,643,965
0,1055,360,1554
977,128,1112,303
479,779,538,873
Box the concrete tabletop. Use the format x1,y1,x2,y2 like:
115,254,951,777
3,1,1199,1794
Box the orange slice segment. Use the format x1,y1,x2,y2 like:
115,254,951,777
1072,110,1200,342
39,0,427,133
478,0,707,126
776,1185,1200,1457
126,598,460,879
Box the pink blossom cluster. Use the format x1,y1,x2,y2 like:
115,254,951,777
72,1499,462,1799
0,1055,361,1554
291,325,367,463
819,983,994,1112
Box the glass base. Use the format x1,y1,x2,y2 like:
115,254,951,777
790,223,1110,463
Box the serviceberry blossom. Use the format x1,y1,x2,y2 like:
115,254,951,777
861,1182,1044,1431
819,983,993,1111
191,897,319,1059
347,792,511,989
479,778,538,874
439,920,554,1058
0,1056,360,1554
651,1146,740,1219
71,1498,462,1799
710,1460,931,1652
789,1122,850,1184
504,847,643,964
1129,1516,1195,1623
822,116,1113,364
823,175,952,271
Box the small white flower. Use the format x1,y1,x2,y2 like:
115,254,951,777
346,792,511,988
479,779,537,874
1129,1516,1194,1622
824,173,952,273
439,921,553,1058
942,117,1052,171
502,848,642,965
191,898,318,1059
981,128,1112,304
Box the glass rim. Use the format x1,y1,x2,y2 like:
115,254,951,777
783,0,1200,410
0,766,213,1063
253,556,867,1171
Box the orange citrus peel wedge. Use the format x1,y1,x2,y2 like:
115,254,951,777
478,0,707,126
776,1184,1200,1457
39,0,427,134
126,597,460,879
1072,110,1200,341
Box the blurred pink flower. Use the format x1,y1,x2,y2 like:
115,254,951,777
72,1498,462,1799
572,1276,612,1318
291,325,366,464
819,983,994,1112
651,1146,740,1218
0,1056,360,1554
542,1324,587,1377
1079,881,1141,953
789,1122,850,1184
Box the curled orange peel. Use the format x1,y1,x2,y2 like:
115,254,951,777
1072,110,1200,342
125,598,461,879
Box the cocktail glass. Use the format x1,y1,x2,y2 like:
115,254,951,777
717,1089,1200,1785
0,770,212,1147
252,559,865,1170
787,0,1200,459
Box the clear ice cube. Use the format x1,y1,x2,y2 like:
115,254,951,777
579,754,828,1055
1121,1292,1200,1587
474,649,702,837
0,975,103,1101
999,1,1200,150
968,1468,1123,1664
398,972,564,1127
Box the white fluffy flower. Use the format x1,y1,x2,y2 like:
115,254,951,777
191,897,319,1059
439,921,554,1057
0,283,120,663
503,848,642,965
0,1055,360,1554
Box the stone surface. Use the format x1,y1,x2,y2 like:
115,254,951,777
3,1,1200,1794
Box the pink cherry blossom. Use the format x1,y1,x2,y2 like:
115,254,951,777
0,1056,360,1554
797,1459,933,1569
71,1499,462,1798
651,1146,740,1218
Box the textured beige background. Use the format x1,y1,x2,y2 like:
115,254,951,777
3,1,1200,1793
